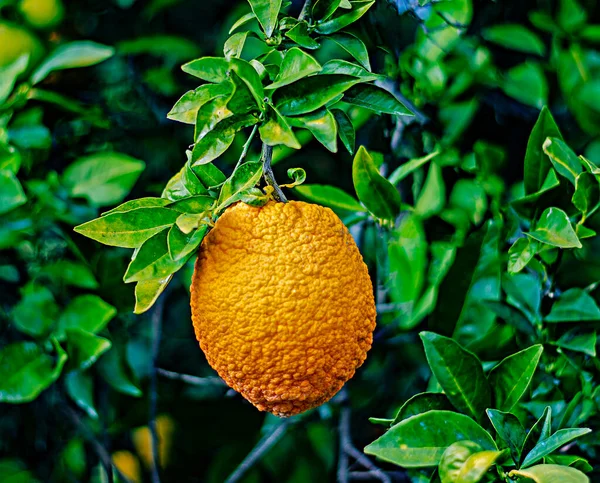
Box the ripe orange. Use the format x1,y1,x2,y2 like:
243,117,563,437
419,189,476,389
191,201,376,416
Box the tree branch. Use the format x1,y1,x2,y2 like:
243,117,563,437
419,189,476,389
149,296,166,483
261,144,287,202
157,368,227,387
224,420,292,483
235,125,259,170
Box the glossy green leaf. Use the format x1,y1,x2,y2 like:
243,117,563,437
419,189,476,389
12,284,59,337
62,152,145,207
56,295,117,338
285,21,320,49
394,392,453,424
229,11,257,34
0,55,28,104
545,288,600,322
554,328,596,356
486,409,527,463
74,207,180,248
545,455,593,473
168,82,234,125
482,24,546,55
192,162,227,187
439,441,483,483
0,170,26,215
96,345,141,397
328,32,370,70
134,275,173,314
273,74,359,115
364,410,496,467
102,197,170,215
167,224,207,261
0,340,67,403
266,48,321,89
449,179,488,225
181,56,229,82
216,161,263,212
420,332,491,422
315,0,375,34
224,31,251,59
37,260,99,289
543,137,582,186
508,237,539,274
65,329,112,371
331,108,355,154
528,208,582,249
124,229,191,283
65,370,98,418
194,91,235,140
509,464,589,483
389,151,438,185
312,0,342,21
343,84,412,115
415,162,445,218
521,428,591,468
488,345,543,412
248,0,282,37
294,184,363,212
524,108,563,196
572,172,599,214
521,406,552,466
352,145,401,221
167,195,214,214
502,62,548,109
286,108,337,152
456,450,505,483
31,41,114,85
320,59,379,80
259,105,301,148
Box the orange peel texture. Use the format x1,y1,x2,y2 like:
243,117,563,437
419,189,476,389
191,201,376,416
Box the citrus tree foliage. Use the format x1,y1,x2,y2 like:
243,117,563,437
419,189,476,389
1,0,600,481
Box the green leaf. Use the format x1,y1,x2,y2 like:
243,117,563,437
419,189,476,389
194,92,235,140
65,329,112,371
56,295,117,338
388,151,438,185
65,370,98,418
312,0,342,21
449,179,488,225
420,332,491,422
328,32,370,70
294,184,364,212
502,62,548,109
74,207,180,248
167,224,207,261
486,409,527,463
285,21,320,49
331,109,355,154
38,260,99,289
439,441,483,483
0,459,39,482
415,162,445,218
572,172,599,214
545,455,593,473
509,464,589,483
352,145,401,221
0,54,28,104
521,428,592,468
224,31,251,59
31,41,114,85
393,392,453,424
315,0,375,35
488,345,543,412
527,207,582,249
286,108,337,152
342,84,412,116
12,284,59,337
62,152,145,207
168,82,234,125
134,275,173,314
455,449,505,483
320,59,379,80
554,328,596,356
193,162,227,187
521,407,552,466
102,197,171,215
229,12,257,34
96,345,141,397
482,24,546,55
0,340,67,403
266,48,321,89
542,137,582,186
248,0,282,37
545,288,600,323
124,229,191,283
364,410,496,468
0,170,26,215
259,104,301,149
167,195,214,214
216,160,263,212
191,114,258,165
273,74,359,116
508,238,539,274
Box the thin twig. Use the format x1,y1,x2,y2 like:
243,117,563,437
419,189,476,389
63,406,132,483
224,420,292,483
235,125,259,170
349,471,411,482
345,445,391,483
149,296,166,483
338,392,351,483
157,368,227,387
261,144,287,202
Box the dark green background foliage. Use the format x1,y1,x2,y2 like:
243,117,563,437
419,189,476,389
1,0,600,481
